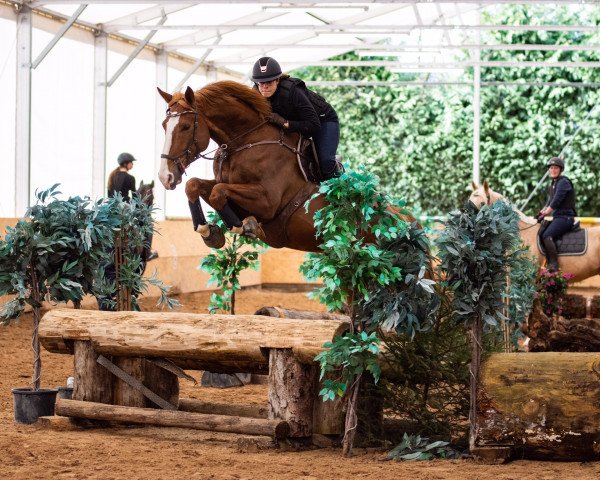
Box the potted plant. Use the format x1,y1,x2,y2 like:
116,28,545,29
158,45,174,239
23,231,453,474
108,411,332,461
0,185,114,423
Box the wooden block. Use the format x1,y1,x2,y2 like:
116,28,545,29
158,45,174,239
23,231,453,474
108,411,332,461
36,416,79,431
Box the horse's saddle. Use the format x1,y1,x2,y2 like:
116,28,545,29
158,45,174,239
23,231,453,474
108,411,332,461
537,227,588,256
296,136,322,184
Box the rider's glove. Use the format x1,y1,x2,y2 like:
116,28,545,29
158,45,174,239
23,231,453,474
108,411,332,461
267,113,287,128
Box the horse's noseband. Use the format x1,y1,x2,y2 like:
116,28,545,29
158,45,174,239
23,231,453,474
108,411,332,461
161,109,201,175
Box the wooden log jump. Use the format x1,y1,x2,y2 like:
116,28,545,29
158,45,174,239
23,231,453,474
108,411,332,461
40,308,350,439
476,352,600,461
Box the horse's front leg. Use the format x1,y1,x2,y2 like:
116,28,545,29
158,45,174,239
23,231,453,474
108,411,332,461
209,183,275,240
185,178,225,249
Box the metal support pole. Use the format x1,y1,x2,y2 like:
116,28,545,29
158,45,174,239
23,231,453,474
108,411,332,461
471,8,481,186
15,4,32,216
92,32,108,199
174,35,221,91
107,13,167,87
31,4,88,69
154,49,168,220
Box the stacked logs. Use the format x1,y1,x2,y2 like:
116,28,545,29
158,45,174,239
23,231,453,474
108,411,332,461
522,296,600,352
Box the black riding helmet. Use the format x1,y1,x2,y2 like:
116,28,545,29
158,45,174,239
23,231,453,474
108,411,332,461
251,57,282,83
118,152,136,165
546,157,564,170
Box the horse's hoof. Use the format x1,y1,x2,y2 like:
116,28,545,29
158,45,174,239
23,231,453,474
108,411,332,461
202,224,226,249
242,216,266,242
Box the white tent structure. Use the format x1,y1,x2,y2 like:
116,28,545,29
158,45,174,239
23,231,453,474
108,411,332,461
1,0,598,218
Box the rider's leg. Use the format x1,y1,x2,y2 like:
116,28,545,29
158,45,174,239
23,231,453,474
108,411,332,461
313,121,341,181
541,216,574,271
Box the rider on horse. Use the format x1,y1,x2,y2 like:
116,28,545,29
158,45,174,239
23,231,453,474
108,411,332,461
251,56,343,181
537,157,577,271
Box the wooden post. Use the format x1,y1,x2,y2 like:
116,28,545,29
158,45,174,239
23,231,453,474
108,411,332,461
113,357,145,407
73,341,113,404
143,358,179,408
268,348,317,437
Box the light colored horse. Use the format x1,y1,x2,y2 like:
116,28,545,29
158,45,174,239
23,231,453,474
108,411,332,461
469,181,600,283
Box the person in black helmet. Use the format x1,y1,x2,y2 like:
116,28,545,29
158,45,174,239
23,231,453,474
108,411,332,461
251,56,342,180
537,156,577,271
107,152,137,201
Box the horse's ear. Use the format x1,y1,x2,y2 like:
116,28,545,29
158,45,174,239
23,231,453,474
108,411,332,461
184,86,195,107
157,87,172,103
471,180,478,191
139,180,145,188
149,180,154,188
483,179,489,193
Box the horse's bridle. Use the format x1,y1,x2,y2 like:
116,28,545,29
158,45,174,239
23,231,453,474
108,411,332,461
160,108,217,175
161,107,272,176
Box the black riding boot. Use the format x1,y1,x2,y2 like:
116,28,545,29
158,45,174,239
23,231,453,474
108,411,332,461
543,236,559,272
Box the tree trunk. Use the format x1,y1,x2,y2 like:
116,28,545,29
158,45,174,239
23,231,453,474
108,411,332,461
56,399,289,438
113,357,145,407
476,352,600,460
268,348,317,437
469,314,483,452
40,308,349,373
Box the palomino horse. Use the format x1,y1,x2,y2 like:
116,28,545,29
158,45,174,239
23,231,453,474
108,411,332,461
469,181,600,283
157,81,415,252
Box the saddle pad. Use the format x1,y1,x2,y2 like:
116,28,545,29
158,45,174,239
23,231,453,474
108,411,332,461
537,228,588,256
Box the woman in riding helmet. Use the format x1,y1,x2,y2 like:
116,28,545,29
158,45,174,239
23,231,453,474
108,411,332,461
537,156,577,271
251,56,342,181
107,152,137,201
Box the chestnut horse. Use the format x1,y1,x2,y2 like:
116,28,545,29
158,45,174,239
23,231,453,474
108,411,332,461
158,81,416,252
157,82,329,251
469,181,600,283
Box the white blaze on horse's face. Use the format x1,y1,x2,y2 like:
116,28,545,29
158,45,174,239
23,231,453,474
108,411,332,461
159,115,181,189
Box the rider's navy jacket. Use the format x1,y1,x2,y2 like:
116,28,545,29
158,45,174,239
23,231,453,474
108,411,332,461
546,175,576,217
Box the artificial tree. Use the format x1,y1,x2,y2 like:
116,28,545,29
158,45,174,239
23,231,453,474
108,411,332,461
300,165,437,455
0,185,114,395
436,199,521,452
199,212,266,315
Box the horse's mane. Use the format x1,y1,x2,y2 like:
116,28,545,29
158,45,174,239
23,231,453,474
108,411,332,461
195,81,272,118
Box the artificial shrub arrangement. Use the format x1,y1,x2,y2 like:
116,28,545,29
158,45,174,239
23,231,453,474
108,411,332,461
199,212,266,315
300,165,437,454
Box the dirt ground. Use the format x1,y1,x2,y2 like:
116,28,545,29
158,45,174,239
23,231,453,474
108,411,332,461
1,287,599,480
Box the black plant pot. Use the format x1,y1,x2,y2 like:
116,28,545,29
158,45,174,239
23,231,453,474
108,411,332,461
12,388,58,424
57,386,73,400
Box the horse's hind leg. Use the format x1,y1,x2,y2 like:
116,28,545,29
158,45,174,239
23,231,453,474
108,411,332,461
186,178,225,249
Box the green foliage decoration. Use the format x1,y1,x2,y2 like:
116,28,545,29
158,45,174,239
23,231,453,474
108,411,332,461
437,200,521,328
387,433,461,461
92,192,179,311
301,165,438,402
0,185,115,322
199,212,266,314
